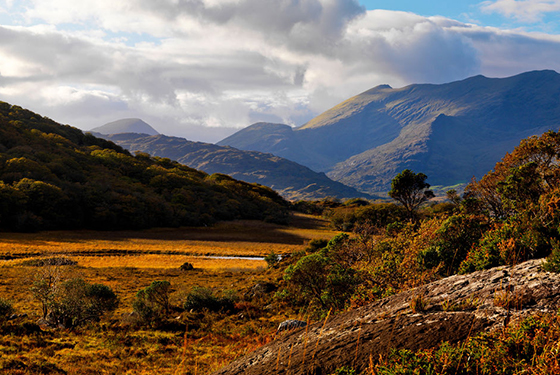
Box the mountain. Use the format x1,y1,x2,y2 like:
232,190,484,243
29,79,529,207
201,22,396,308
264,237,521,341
0,102,289,231
100,133,373,201
218,70,560,194
91,118,160,136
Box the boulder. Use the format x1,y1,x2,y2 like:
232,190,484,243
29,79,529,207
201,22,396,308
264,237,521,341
212,259,560,375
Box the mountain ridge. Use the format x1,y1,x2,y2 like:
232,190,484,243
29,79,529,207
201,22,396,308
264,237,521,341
101,133,374,201
218,70,560,193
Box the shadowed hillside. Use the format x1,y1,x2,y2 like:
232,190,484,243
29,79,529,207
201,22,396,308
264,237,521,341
101,133,373,201
0,102,289,231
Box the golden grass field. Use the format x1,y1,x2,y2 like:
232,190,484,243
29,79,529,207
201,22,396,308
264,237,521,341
0,213,338,307
0,213,335,260
0,213,339,374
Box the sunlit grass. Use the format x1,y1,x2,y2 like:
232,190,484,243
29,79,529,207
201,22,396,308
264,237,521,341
72,254,266,271
0,213,338,374
0,214,339,260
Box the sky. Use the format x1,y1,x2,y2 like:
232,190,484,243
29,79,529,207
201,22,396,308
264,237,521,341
0,0,559,142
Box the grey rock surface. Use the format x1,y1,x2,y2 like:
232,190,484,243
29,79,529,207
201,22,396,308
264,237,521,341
212,259,560,375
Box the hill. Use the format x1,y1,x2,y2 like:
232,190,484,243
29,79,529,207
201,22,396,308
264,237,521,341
101,133,373,201
0,102,289,231
218,70,560,194
91,118,160,136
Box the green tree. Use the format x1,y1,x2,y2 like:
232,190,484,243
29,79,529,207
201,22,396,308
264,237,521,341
388,169,434,221
283,234,360,310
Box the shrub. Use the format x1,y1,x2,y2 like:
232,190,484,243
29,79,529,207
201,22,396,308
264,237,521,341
264,251,280,268
542,240,560,273
46,278,118,328
183,286,237,312
283,235,360,310
179,262,194,271
133,280,172,324
305,239,328,253
0,298,14,322
418,214,486,276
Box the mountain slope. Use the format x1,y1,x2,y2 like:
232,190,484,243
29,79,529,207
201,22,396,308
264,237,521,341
91,118,160,136
101,133,373,201
0,102,288,231
219,70,560,193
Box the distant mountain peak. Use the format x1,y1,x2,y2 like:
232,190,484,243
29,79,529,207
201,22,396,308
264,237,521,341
218,69,560,194
91,118,159,136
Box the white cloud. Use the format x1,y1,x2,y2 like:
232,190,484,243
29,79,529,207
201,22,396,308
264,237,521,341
481,0,560,22
0,2,559,142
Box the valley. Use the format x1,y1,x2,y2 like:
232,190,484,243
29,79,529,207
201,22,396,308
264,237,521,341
1,72,560,374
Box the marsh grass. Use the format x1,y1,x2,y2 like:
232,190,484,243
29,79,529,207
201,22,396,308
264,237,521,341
0,213,334,374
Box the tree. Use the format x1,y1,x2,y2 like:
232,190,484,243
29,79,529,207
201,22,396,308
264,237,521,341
388,169,434,220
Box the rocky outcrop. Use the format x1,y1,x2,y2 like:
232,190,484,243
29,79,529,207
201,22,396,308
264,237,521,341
212,259,560,375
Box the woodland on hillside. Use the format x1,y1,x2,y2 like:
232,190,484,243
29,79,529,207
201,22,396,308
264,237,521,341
0,102,289,232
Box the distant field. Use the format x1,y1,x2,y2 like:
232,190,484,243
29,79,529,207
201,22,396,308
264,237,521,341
0,213,338,266
0,212,339,314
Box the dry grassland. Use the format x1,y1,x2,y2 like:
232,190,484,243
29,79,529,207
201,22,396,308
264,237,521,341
0,213,339,374
0,213,336,261
0,212,338,318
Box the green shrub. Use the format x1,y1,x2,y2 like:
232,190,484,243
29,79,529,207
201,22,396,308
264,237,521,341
542,240,560,273
264,251,280,268
0,298,14,322
133,280,172,324
283,235,360,310
418,214,486,276
305,239,329,253
183,286,237,312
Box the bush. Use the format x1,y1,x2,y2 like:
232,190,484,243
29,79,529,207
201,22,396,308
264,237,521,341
305,239,329,253
0,298,14,322
47,278,118,328
283,235,360,310
179,262,194,271
183,286,237,312
264,251,280,268
133,280,173,324
418,214,486,276
542,240,560,273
